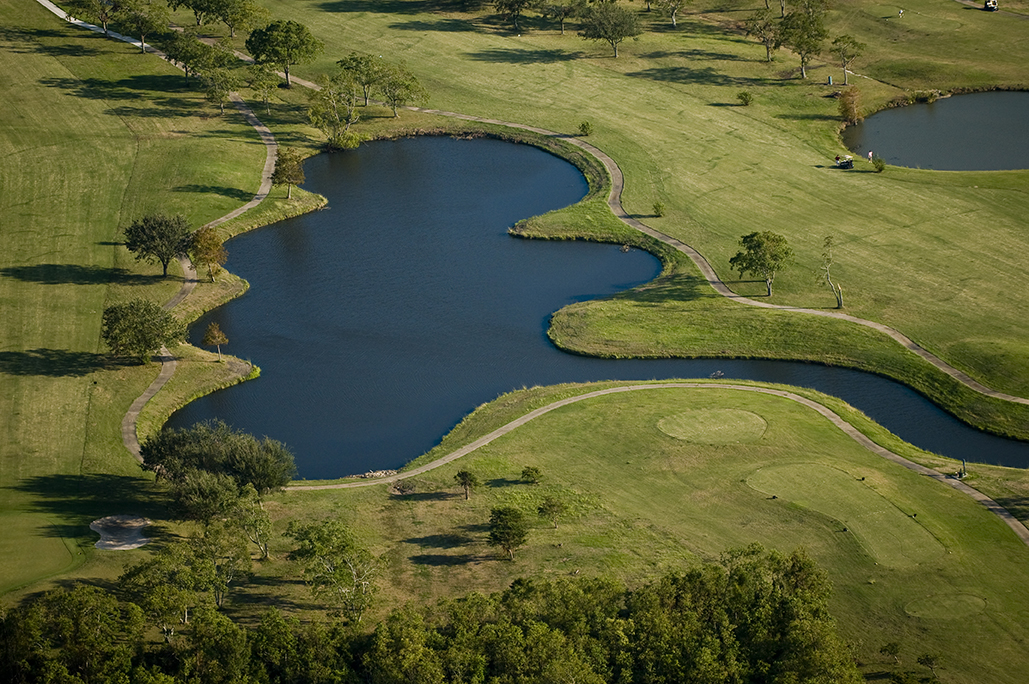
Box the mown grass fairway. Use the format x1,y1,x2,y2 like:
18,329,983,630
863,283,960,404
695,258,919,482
243,0,1029,406
0,0,264,592
264,384,1029,683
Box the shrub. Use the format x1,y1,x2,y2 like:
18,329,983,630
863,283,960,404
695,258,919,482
653,201,666,217
578,120,594,136
872,156,886,173
838,88,861,124
737,90,754,106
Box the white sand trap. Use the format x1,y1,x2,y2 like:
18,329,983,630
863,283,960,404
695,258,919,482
90,515,151,550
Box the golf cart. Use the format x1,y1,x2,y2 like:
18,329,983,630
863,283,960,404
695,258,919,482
985,0,998,11
836,155,854,169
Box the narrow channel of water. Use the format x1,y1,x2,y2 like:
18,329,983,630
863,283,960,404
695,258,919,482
169,137,1029,479
842,90,1029,171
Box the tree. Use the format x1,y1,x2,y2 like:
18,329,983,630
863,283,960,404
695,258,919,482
195,521,252,607
190,225,228,282
185,607,251,682
286,519,380,623
201,321,229,361
818,234,843,308
493,0,537,31
245,20,323,87
831,35,865,85
488,506,529,560
167,0,220,26
729,231,793,296
309,71,365,150
521,465,542,484
779,2,828,78
101,298,185,363
247,63,280,115
66,0,117,34
337,52,389,106
162,30,217,85
543,1,586,34
124,212,192,277
454,470,479,500
215,0,269,38
116,0,171,54
120,542,214,640
917,653,940,678
202,66,244,115
376,63,428,117
657,0,691,27
537,496,566,528
272,147,305,199
171,468,239,524
880,641,901,664
838,86,861,124
234,483,273,558
744,8,782,62
579,3,642,58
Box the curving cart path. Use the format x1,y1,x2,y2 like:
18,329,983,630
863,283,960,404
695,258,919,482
290,382,1029,547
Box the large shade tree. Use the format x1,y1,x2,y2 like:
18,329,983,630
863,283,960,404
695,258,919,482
729,231,794,296
579,2,642,58
245,19,323,87
101,298,184,364
124,212,192,277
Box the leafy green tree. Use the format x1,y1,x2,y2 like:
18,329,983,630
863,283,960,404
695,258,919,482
454,469,479,499
167,0,220,26
195,520,252,607
202,66,244,115
286,519,380,624
779,1,828,78
215,0,269,37
101,298,185,363
488,506,530,560
120,542,215,640
365,608,446,684
579,3,642,58
161,30,215,85
917,653,940,678
880,640,902,664
537,496,566,528
543,0,585,34
831,34,865,85
247,63,280,115
66,0,117,34
337,52,389,106
729,230,794,296
190,225,227,282
202,321,229,361
0,585,143,684
744,8,782,62
657,0,690,27
493,0,537,31
521,465,542,484
234,483,273,558
272,147,305,199
116,0,171,53
124,212,191,276
309,71,366,150
171,468,239,523
818,234,843,308
377,63,428,117
185,607,251,682
245,19,323,87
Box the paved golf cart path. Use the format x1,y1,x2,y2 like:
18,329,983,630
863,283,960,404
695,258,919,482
290,382,1029,547
38,0,1029,540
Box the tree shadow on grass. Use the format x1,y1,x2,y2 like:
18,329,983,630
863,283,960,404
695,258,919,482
775,112,838,121
388,17,482,32
173,184,255,202
0,264,165,286
487,477,520,487
602,271,715,307
467,47,583,64
640,48,749,62
8,474,170,543
391,491,459,501
40,75,202,118
404,533,474,548
0,349,120,377
409,553,480,566
626,65,762,88
0,26,103,58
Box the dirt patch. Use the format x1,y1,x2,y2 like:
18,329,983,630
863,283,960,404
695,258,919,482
89,515,151,550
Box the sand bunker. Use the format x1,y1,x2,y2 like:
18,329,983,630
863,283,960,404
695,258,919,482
90,515,151,550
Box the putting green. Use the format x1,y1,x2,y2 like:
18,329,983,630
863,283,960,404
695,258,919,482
747,463,944,568
906,593,988,619
657,409,767,444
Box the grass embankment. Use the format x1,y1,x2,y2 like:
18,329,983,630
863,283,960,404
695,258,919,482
260,382,1029,683
0,0,266,593
244,0,1029,412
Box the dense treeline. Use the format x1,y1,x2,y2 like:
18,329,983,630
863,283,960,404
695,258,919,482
0,545,860,683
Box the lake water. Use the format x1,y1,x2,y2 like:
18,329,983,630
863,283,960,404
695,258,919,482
842,90,1029,170
169,137,1029,479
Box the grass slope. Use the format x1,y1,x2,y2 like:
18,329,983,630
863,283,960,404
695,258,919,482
0,0,264,593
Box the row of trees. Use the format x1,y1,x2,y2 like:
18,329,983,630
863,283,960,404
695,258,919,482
744,0,865,80
1,545,872,683
729,231,843,308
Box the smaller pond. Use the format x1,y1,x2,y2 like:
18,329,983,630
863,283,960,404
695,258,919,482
842,90,1029,170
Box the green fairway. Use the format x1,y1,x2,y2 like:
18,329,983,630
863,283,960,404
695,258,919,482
0,0,265,592
265,383,1029,683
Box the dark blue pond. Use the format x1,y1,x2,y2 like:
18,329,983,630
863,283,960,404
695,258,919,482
170,137,1029,479
842,90,1029,170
